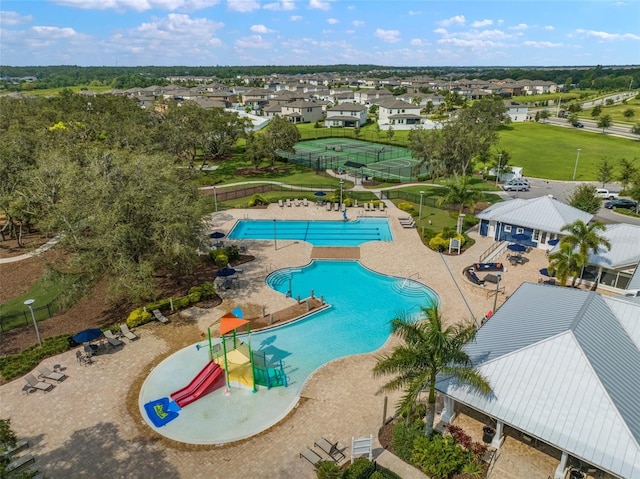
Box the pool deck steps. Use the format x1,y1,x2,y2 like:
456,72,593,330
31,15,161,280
311,246,360,260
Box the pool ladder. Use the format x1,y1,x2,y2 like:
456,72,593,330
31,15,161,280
401,272,420,288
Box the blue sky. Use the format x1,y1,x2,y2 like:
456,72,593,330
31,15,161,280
1,1,639,67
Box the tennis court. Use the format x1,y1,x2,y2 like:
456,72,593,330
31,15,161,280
279,138,428,181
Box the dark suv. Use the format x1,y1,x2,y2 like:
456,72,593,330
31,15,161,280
604,198,638,209
572,122,584,128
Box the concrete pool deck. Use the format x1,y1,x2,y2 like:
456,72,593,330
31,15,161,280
0,201,571,479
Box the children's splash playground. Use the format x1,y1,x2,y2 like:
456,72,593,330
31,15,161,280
139,260,439,445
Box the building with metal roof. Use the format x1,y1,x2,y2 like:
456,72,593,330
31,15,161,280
477,196,593,250
436,282,640,479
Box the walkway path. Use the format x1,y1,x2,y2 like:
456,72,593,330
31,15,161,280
0,235,61,264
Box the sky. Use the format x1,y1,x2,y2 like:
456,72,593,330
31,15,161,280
1,1,639,67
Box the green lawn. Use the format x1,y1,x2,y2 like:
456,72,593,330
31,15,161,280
581,96,640,125
496,123,640,181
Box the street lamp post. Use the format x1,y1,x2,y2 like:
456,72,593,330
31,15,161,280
495,153,503,187
419,191,425,220
24,299,43,348
492,272,503,315
572,148,582,181
273,219,277,250
213,186,218,213
339,179,344,207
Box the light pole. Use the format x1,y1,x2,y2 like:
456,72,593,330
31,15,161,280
419,191,425,220
495,153,503,187
572,148,582,181
339,179,344,207
213,186,218,213
273,219,277,250
24,299,43,348
492,272,502,315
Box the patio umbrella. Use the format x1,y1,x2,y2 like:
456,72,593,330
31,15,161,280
507,243,527,253
539,268,555,277
73,328,103,344
548,239,560,246
209,231,225,239
511,233,530,243
314,191,327,197
216,267,236,277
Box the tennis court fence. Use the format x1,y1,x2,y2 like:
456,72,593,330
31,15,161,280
380,190,440,208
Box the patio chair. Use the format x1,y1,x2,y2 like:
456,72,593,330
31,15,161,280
326,202,332,211
294,199,300,206
379,202,385,211
303,198,309,207
369,202,375,211
104,330,124,348
152,309,169,324
75,350,92,366
120,324,139,341
286,199,292,207
314,437,346,462
401,220,415,228
333,202,339,211
227,263,243,273
37,365,66,383
300,448,323,466
278,199,284,207
24,374,53,392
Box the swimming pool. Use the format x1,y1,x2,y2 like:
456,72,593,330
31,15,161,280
139,260,438,444
227,218,392,246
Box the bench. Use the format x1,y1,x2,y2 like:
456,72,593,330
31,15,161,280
6,453,35,473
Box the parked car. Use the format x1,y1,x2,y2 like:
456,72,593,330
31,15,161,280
572,122,584,128
505,178,529,187
595,188,619,200
502,180,530,192
604,198,638,210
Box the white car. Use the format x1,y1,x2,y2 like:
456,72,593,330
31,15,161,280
502,180,530,192
595,188,619,200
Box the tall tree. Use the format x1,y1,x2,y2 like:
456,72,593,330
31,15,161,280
201,108,250,167
567,184,603,215
596,157,615,187
539,110,550,123
262,115,300,167
560,219,611,267
548,242,586,287
597,114,613,133
627,171,640,214
408,127,444,180
373,305,491,436
618,158,638,190
437,177,483,214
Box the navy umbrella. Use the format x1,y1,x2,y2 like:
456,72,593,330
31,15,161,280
209,231,225,239
548,239,560,246
73,328,103,344
217,267,236,277
314,191,327,197
539,268,555,277
507,243,527,253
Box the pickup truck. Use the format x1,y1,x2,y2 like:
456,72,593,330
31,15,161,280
595,188,619,200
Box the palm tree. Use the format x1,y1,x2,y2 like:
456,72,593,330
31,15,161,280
373,305,491,436
548,242,586,287
437,177,483,214
560,219,611,261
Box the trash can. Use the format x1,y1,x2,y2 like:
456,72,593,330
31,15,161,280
570,471,584,479
482,426,496,443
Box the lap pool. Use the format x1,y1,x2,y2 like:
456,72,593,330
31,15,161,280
227,217,392,246
139,260,437,444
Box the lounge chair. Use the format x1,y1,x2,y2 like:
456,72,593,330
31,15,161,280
369,202,375,211
303,198,309,207
294,198,300,206
37,365,66,383
300,448,323,466
119,324,139,341
401,220,416,228
333,202,339,211
104,330,124,348
24,374,53,392
379,202,385,211
314,437,346,462
6,454,35,474
286,199,292,207
278,199,284,207
153,309,169,324
399,217,414,224
326,202,332,211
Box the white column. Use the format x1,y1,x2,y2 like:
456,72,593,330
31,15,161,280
491,421,505,449
441,396,456,424
555,451,569,479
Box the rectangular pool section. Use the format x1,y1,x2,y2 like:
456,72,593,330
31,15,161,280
227,218,392,247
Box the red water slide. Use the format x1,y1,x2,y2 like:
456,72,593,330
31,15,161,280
170,361,224,408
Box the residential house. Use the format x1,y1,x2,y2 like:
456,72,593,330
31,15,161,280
241,88,272,111
503,101,528,122
437,282,640,479
280,101,324,124
324,103,367,128
353,89,393,106
476,196,593,249
377,98,424,131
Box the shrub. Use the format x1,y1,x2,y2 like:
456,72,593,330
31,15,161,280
224,245,240,262
421,228,437,244
391,420,423,462
0,418,18,450
315,460,341,479
411,434,469,479
126,307,153,328
250,194,268,206
0,335,69,381
214,252,229,267
344,197,353,207
398,202,415,213
343,458,376,479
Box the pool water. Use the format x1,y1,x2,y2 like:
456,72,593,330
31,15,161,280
227,218,392,246
139,260,438,444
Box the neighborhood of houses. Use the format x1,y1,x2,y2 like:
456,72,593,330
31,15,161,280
6,73,551,131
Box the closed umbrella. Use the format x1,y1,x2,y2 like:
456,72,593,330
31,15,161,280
73,328,103,344
507,243,527,253
209,232,225,239
217,267,236,277
314,191,327,197
548,239,559,246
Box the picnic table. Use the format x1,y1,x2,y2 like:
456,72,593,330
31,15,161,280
508,254,529,266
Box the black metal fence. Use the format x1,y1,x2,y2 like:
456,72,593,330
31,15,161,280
299,128,410,148
0,298,62,333
380,189,441,208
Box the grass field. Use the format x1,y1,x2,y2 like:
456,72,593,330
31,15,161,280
581,96,640,125
496,123,640,181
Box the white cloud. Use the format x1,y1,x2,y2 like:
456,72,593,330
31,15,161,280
433,28,448,35
263,1,295,11
410,38,424,46
439,15,465,27
309,0,330,11
227,0,260,13
509,23,530,30
352,20,364,27
523,41,562,48
327,18,339,25
251,24,275,33
31,26,78,39
576,29,640,41
544,25,554,30
50,0,219,12
290,15,302,21
0,11,33,26
408,10,422,16
235,34,271,48
375,28,400,43
472,19,492,28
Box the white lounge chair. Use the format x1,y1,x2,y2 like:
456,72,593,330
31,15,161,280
364,203,369,211
278,199,284,207
24,374,53,392
303,198,309,207
152,309,169,324
333,202,339,211
37,365,66,383
379,202,385,211
294,198,300,206
286,199,292,207
120,324,139,341
369,202,375,210
326,202,332,211
402,220,416,228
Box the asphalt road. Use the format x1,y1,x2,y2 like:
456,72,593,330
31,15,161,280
497,178,640,226
543,117,637,139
